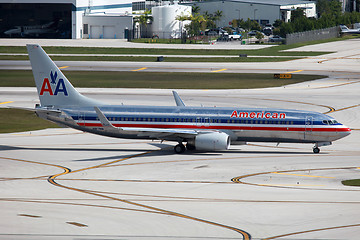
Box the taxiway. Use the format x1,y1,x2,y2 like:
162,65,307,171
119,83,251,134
0,39,360,239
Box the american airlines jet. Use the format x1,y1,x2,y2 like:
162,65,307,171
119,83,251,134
27,44,351,154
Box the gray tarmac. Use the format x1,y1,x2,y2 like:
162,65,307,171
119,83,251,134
0,39,360,240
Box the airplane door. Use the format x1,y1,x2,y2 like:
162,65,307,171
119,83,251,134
304,116,313,139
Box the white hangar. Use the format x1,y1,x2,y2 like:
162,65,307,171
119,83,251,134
192,0,316,26
0,0,134,39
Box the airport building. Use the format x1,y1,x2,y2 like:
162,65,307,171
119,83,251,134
0,0,133,39
191,0,317,26
0,0,318,39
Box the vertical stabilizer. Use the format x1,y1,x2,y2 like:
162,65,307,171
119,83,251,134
27,44,102,108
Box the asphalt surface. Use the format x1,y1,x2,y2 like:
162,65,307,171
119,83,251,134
0,38,360,239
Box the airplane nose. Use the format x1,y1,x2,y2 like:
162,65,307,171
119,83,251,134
339,125,351,137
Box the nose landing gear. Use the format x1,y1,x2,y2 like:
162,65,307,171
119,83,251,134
313,142,332,154
313,147,320,153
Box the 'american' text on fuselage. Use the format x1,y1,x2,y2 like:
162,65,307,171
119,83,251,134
230,111,286,119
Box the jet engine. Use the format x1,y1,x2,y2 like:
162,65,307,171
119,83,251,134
191,132,230,151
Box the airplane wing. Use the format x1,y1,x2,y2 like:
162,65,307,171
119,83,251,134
94,107,210,140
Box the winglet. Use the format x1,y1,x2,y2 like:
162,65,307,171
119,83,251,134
172,91,185,107
94,107,120,130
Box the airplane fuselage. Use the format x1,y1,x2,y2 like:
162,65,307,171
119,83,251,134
39,105,351,145
27,43,351,154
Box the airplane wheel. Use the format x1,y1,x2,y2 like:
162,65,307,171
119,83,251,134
186,144,196,151
174,144,186,154
313,147,320,154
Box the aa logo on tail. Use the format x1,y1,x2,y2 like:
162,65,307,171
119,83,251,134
40,71,68,96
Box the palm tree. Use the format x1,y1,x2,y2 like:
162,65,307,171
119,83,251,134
134,9,153,38
214,10,223,27
192,5,200,15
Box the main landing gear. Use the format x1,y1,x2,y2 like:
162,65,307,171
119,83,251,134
174,143,196,153
174,143,186,154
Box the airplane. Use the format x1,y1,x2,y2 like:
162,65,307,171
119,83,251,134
340,24,360,34
26,44,351,154
4,21,58,37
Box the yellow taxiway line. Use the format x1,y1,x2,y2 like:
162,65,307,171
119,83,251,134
211,68,227,73
131,67,148,71
272,172,335,179
285,70,303,74
0,101,14,105
264,223,360,239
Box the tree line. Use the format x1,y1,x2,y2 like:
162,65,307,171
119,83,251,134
272,0,360,37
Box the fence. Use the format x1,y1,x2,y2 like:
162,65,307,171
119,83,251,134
286,26,340,45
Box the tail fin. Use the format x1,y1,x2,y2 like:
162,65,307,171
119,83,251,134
27,44,102,108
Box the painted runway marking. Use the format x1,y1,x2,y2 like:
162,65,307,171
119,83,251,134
0,101,14,105
232,167,360,191
332,103,360,113
314,80,360,89
272,172,335,179
211,68,227,73
46,152,251,240
59,66,69,69
263,223,360,239
285,70,303,74
131,67,147,72
260,184,325,187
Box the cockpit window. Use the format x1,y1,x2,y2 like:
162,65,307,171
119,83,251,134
323,119,338,125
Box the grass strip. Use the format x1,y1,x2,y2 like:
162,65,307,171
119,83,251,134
0,40,337,56
0,70,326,89
0,108,58,133
2,35,358,56
342,179,360,187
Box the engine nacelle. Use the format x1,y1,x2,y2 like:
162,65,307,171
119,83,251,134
193,132,230,151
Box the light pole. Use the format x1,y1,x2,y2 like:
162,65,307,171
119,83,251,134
253,9,258,21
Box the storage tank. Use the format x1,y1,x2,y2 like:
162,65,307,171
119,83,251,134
152,3,191,39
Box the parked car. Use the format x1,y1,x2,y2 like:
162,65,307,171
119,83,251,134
262,27,272,36
205,30,218,36
228,33,242,40
269,35,285,43
248,30,260,36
